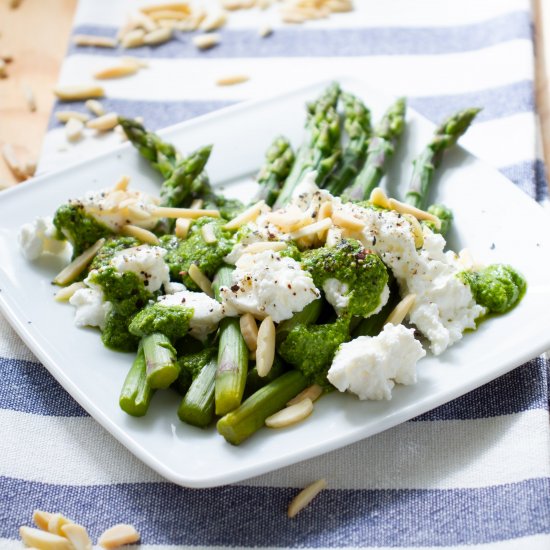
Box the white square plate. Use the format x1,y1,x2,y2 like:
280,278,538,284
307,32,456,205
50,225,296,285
2,78,550,488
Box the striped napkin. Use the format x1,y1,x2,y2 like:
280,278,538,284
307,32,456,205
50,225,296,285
2,0,549,548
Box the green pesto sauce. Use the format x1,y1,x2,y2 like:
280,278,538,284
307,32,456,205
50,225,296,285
173,347,215,395
129,303,194,342
89,237,140,271
203,193,245,220
460,264,527,314
53,203,114,258
278,316,350,388
88,267,154,352
302,239,389,317
160,217,234,290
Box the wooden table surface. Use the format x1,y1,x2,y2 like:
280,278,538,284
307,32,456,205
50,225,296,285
1,0,549,187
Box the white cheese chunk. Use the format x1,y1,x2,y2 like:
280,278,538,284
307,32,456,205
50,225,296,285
328,323,426,400
110,245,169,293
69,287,112,330
158,290,226,341
18,217,69,260
220,250,320,323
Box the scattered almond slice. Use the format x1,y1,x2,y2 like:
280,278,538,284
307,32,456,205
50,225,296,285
287,384,323,406
130,10,158,32
2,144,26,180
85,99,105,117
53,238,106,286
192,33,221,50
387,197,441,230
153,206,221,219
97,524,140,549
175,218,192,238
94,63,139,80
188,264,214,297
384,294,416,326
256,316,276,377
56,111,90,123
73,35,117,48
141,2,191,15
369,186,391,209
54,85,105,101
216,74,249,86
243,241,287,254
113,175,130,191
289,217,332,240
287,478,327,518
331,210,365,231
61,524,92,550
65,117,84,142
86,113,119,131
22,84,37,112
266,397,313,428
240,313,259,352
19,526,72,550
47,513,73,536
201,223,218,244
258,24,273,37
121,28,146,48
144,27,173,44
199,10,227,31
121,224,160,245
32,510,54,532
223,201,265,230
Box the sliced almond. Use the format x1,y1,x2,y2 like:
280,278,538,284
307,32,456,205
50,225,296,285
331,210,365,231
56,111,90,123
22,84,37,112
222,0,243,10
130,10,158,32
287,478,327,518
54,281,86,302
47,513,73,536
243,241,287,254
326,0,353,12
141,2,191,15
113,175,130,191
24,159,37,178
65,117,84,142
258,24,273,37
121,28,146,48
73,34,118,48
97,524,140,549
385,293,416,326
369,186,390,209
54,84,105,101
216,74,249,86
120,56,149,68
287,384,323,406
87,113,119,131
85,99,105,116
223,201,265,230
199,11,227,31
121,224,160,245
289,217,332,240
188,264,214,297
153,206,220,219
402,213,424,249
201,223,218,244
256,315,276,377
190,198,204,209
2,143,26,180
32,510,54,531
61,524,92,550
175,217,192,239
19,526,72,550
148,9,190,20
144,27,173,45
240,313,259,352
192,33,221,50
266,397,313,428
387,197,441,230
93,63,138,80
53,238,106,286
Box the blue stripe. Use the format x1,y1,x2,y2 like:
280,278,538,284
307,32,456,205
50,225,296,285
409,80,534,124
49,80,534,133
1,354,547,418
0,477,548,546
49,98,235,131
68,11,531,58
500,159,549,203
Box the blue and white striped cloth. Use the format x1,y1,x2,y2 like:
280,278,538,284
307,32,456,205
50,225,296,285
2,0,549,547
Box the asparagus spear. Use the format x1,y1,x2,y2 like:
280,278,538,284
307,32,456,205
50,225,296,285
141,333,179,390
119,343,155,417
217,370,308,445
118,117,178,179
212,266,249,416
177,357,217,428
323,92,371,196
342,97,406,202
273,83,341,208
255,137,295,207
404,107,480,210
426,203,453,236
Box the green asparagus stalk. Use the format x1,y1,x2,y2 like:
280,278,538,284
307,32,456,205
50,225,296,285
323,92,372,196
217,370,309,445
342,97,406,202
244,355,288,397
352,291,399,338
255,137,296,207
426,203,453,236
404,107,481,210
212,266,249,416
118,117,178,179
119,344,155,417
141,333,179,390
160,145,212,208
273,83,341,208
177,357,217,428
